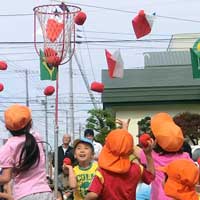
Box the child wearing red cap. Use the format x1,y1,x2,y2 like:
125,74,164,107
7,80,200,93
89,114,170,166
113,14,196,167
0,104,53,200
85,129,155,200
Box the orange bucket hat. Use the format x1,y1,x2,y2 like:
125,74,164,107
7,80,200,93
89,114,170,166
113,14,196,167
4,104,32,131
98,129,133,174
158,159,199,200
151,112,184,152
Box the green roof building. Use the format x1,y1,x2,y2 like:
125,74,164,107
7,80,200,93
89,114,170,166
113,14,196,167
102,51,200,141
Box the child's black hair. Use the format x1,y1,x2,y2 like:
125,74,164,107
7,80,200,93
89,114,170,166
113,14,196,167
9,121,40,174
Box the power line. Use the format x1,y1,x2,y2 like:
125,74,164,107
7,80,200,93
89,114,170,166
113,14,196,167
53,0,200,23
0,4,199,23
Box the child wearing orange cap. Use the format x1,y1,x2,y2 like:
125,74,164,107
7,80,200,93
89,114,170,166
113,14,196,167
158,159,200,200
0,104,53,200
135,113,192,200
85,129,155,200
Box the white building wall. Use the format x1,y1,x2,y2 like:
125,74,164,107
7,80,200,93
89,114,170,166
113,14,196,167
115,103,200,144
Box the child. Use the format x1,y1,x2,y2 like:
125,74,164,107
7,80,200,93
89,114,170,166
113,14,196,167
73,138,98,200
0,104,52,200
158,159,199,200
85,129,155,200
135,112,191,200
58,158,77,200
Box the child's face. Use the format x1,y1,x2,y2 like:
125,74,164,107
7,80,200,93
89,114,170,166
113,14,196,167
74,142,94,164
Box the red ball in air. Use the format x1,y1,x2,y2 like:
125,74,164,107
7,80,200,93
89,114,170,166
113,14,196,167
139,133,151,148
0,83,4,92
74,11,87,25
63,157,72,165
0,61,7,70
90,81,104,93
44,86,55,96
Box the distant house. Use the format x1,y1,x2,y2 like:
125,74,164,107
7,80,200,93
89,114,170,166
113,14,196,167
102,50,200,142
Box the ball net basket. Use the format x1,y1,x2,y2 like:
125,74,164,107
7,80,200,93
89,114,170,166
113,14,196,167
33,4,81,65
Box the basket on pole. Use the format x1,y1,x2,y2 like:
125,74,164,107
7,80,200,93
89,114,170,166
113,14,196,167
33,3,81,199
34,4,81,66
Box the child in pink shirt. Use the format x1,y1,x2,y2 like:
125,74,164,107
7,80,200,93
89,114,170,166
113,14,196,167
0,104,52,200
136,112,191,200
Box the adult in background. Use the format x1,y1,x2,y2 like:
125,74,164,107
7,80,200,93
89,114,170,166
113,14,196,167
84,129,102,160
53,134,74,175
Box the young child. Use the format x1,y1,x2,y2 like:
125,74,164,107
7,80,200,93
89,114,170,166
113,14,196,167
158,159,199,200
0,104,52,200
85,129,155,200
73,138,97,200
135,112,191,200
58,158,77,200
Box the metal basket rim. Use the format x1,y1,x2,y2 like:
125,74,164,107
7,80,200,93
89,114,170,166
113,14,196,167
33,4,81,15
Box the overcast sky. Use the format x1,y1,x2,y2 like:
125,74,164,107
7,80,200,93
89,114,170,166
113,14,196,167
0,0,200,146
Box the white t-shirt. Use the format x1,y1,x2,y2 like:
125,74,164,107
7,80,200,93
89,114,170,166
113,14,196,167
93,141,102,159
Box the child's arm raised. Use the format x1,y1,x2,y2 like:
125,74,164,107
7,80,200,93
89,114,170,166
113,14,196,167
63,164,77,189
143,140,155,176
0,168,12,184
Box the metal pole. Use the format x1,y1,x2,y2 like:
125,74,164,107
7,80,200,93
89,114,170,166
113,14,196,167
54,124,58,200
79,122,81,138
74,53,98,109
69,47,75,141
25,69,29,107
44,96,49,175
54,68,59,199
66,110,68,133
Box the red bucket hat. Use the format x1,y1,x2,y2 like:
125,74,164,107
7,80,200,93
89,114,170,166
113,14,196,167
4,104,31,131
158,159,199,200
98,129,133,173
151,112,184,152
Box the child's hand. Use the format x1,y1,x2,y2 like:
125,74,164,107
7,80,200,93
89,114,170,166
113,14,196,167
116,118,131,130
63,164,73,171
139,133,151,148
143,138,154,156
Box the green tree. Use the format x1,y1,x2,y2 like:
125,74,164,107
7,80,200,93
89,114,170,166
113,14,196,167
85,109,116,144
173,112,200,145
137,116,152,137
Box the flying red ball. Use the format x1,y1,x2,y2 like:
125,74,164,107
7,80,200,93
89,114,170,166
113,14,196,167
0,83,4,92
0,61,7,70
74,11,87,25
90,81,104,93
44,86,55,96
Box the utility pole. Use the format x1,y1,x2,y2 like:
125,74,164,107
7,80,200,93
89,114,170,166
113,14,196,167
79,122,82,138
66,110,68,133
25,69,29,107
14,70,38,106
43,96,49,175
68,47,75,141
74,53,98,109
